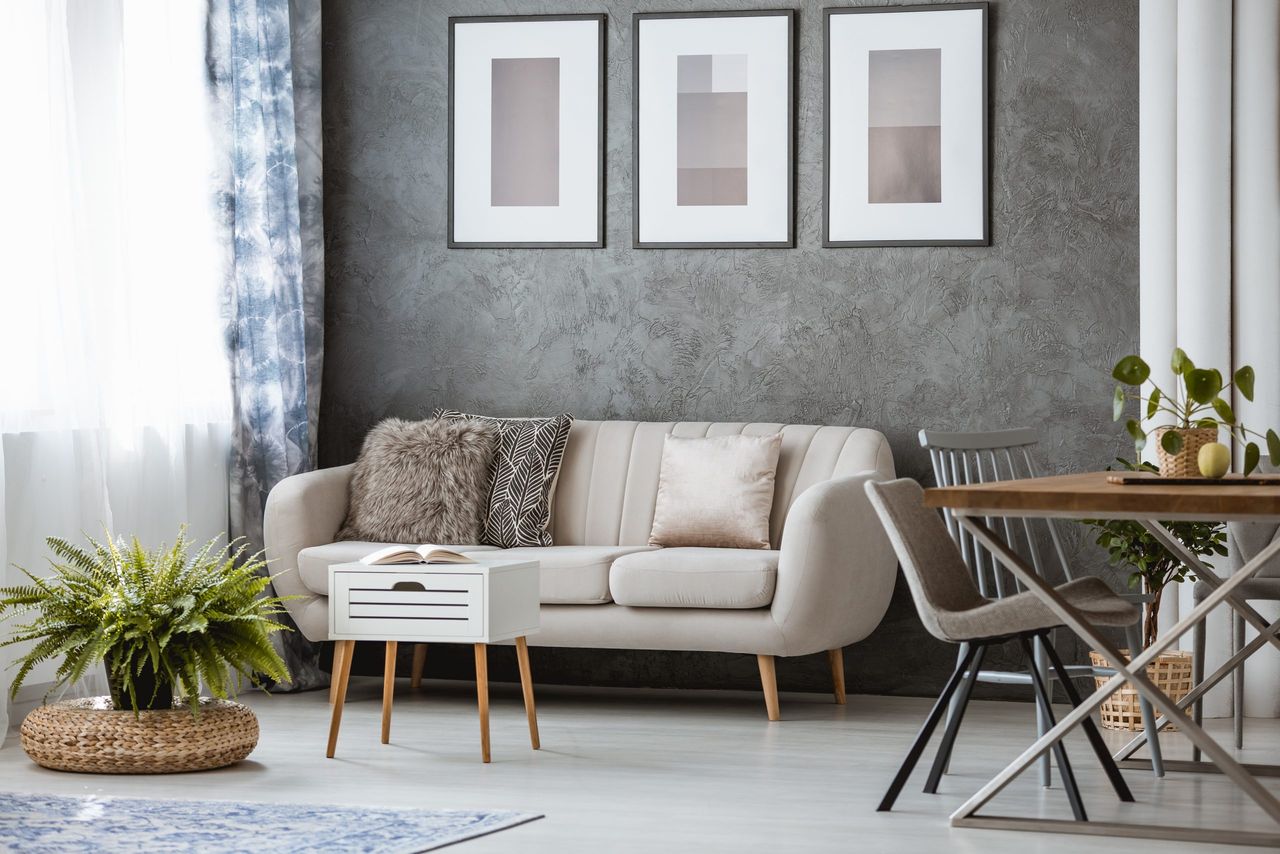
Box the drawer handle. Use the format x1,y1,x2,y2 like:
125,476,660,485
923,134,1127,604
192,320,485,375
391,581,427,592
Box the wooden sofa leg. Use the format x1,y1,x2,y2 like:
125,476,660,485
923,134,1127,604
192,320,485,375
410,643,427,689
757,654,781,721
330,640,349,704
828,649,847,705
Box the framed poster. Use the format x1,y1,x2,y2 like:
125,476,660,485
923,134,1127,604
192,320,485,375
449,14,605,248
824,4,988,247
633,10,796,248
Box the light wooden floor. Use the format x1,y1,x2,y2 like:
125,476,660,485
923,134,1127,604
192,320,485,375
2,678,1278,852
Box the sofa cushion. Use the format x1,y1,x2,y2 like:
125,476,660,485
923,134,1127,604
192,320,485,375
610,548,779,609
295,542,653,605
336,417,498,544
435,410,573,548
479,545,657,605
648,434,782,549
296,541,498,595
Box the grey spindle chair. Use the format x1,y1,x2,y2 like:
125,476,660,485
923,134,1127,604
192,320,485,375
918,428,1165,783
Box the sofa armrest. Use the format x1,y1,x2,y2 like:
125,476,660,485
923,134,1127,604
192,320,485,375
263,464,354,608
772,471,897,656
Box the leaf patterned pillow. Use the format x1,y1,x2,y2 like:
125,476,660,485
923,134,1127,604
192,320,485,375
434,410,573,548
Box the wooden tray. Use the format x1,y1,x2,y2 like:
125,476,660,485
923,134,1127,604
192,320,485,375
1106,475,1280,486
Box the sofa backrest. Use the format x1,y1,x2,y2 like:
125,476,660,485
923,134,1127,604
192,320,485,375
550,421,894,548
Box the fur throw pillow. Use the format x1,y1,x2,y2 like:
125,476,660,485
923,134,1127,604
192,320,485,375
337,417,499,544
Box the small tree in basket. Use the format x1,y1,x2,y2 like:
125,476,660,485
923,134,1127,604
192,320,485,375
1084,459,1227,648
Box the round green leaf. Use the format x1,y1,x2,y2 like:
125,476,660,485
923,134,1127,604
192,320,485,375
1126,419,1147,452
1267,429,1280,466
1211,397,1235,424
1184,368,1222,405
1235,365,1256,402
1113,386,1126,421
1245,442,1261,476
1160,429,1183,455
1146,387,1161,420
1171,347,1193,376
1113,355,1150,386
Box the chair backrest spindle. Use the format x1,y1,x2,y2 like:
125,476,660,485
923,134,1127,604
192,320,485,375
918,427,1070,599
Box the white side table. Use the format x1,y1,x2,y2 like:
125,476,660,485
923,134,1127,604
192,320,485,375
324,558,540,763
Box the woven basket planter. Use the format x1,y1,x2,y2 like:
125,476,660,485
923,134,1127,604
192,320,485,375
21,697,258,774
1089,649,1193,731
1154,426,1218,478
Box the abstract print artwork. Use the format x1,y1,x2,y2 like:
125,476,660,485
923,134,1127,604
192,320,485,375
490,58,560,207
635,11,795,247
449,15,603,247
868,49,941,204
677,54,748,206
825,4,988,246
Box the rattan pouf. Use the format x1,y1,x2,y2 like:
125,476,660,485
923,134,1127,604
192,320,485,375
20,697,259,774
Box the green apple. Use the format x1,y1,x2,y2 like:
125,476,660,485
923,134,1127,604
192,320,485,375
1198,442,1230,478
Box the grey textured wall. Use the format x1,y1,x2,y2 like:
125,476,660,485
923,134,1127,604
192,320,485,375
321,0,1139,698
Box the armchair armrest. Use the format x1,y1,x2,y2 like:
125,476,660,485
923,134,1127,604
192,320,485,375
772,471,897,656
263,464,353,621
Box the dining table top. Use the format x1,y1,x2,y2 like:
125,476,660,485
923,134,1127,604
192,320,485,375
923,470,1280,522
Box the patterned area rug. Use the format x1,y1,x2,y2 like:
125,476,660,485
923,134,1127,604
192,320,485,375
0,792,541,853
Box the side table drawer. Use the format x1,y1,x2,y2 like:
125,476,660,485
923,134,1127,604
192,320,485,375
332,571,483,639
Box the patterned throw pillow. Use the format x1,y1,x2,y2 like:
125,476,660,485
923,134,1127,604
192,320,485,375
434,410,573,548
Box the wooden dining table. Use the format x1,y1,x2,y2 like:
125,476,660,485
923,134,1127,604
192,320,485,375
925,471,1280,847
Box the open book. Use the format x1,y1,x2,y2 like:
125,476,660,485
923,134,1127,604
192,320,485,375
359,544,478,566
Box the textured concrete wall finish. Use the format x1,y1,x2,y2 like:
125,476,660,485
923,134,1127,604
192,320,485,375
321,0,1139,698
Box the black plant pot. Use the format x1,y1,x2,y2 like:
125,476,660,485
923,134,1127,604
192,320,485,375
105,654,173,711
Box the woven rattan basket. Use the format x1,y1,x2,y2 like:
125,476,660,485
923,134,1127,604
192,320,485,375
1154,427,1218,478
1089,649,1193,731
21,697,258,774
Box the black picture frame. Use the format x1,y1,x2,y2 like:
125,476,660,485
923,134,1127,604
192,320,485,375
632,9,797,249
447,14,606,249
822,3,990,248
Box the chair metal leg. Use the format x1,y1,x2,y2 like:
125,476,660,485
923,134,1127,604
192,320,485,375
1040,635,1135,803
1124,622,1165,777
878,643,980,813
941,642,971,774
924,644,987,794
1019,637,1087,822
1234,611,1246,750
1192,617,1206,763
1033,635,1052,788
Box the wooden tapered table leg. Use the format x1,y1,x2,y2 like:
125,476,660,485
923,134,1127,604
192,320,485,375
475,643,490,763
326,639,356,758
515,636,540,750
410,643,428,689
329,639,349,705
382,640,398,744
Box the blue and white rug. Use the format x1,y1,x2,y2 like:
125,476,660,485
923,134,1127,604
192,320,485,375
0,791,541,853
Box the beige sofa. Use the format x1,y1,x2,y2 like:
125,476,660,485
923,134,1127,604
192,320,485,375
264,420,897,719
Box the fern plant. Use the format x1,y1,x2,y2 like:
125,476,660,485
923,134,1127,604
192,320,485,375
0,529,292,715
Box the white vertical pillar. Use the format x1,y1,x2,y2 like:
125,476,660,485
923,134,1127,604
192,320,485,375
1233,0,1280,719
1139,0,1178,417
1174,0,1232,375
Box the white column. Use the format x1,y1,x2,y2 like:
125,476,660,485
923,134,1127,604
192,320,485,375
1233,0,1280,719
1139,0,1177,414
1174,0,1232,374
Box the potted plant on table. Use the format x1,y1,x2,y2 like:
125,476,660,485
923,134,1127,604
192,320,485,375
1083,459,1228,730
0,529,293,773
1111,347,1280,477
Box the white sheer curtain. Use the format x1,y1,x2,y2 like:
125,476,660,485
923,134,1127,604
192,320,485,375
0,1,232,740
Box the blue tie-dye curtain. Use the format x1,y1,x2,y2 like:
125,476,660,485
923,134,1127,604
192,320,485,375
207,0,326,690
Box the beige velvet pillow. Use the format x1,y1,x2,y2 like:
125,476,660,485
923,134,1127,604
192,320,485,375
648,434,783,550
